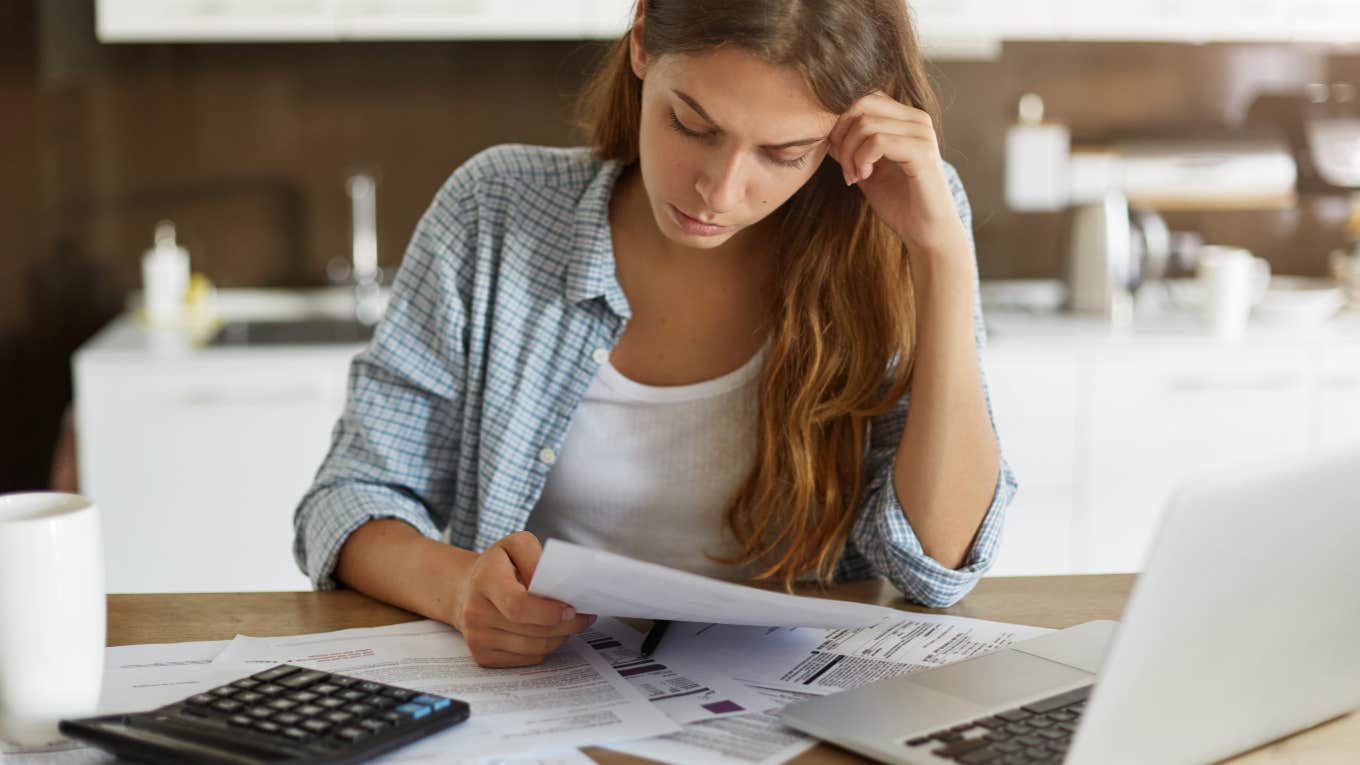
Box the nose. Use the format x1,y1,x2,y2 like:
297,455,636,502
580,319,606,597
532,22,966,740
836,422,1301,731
695,149,745,216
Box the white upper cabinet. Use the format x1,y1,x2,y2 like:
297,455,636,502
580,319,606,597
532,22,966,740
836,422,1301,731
336,0,588,40
97,0,340,42
96,0,1360,43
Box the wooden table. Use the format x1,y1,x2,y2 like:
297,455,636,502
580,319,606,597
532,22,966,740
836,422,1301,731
107,576,1358,764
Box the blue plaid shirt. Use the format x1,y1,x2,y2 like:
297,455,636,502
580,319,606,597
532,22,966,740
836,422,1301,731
293,144,1016,608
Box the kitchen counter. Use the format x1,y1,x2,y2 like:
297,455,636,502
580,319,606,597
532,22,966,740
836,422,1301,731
79,287,388,359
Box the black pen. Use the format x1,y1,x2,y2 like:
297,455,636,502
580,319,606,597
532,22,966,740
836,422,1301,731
640,619,671,658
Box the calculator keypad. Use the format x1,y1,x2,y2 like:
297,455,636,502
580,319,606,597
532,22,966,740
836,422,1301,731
173,664,462,753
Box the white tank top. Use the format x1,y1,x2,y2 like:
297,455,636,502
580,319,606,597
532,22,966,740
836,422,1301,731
525,342,768,581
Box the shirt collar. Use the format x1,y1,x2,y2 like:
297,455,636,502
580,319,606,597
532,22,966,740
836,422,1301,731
566,155,632,320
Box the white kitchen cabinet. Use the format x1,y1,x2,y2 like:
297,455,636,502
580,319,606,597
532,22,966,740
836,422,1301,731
1083,345,1312,573
336,0,588,40
982,347,1085,576
1291,0,1360,43
74,291,371,593
96,0,340,42
1314,346,1360,451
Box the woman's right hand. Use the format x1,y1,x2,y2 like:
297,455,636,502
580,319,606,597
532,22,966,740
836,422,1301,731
451,531,596,668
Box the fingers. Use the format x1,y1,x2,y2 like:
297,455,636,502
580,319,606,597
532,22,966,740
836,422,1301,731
829,94,937,184
482,553,575,628
462,601,595,668
497,530,544,585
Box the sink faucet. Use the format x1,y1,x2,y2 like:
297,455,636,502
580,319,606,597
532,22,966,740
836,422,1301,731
346,172,384,326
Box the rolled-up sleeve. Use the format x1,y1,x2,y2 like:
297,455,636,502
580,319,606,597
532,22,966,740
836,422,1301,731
838,162,1017,607
292,168,479,590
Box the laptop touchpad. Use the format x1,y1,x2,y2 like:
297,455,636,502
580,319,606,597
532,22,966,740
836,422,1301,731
910,649,1093,707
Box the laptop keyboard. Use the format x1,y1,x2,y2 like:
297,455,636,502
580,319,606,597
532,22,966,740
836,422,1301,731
904,685,1090,764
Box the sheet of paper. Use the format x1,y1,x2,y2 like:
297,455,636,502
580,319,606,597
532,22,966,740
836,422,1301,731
2,638,239,763
529,539,898,628
652,612,1054,695
209,619,681,759
579,618,767,725
607,685,818,765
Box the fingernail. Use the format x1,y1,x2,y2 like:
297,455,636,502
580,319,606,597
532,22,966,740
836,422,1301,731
561,607,576,622
861,163,873,180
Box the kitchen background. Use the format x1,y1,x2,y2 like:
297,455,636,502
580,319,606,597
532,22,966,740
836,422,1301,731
2,2,1359,589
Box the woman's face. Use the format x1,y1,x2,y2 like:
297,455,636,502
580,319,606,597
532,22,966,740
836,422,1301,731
630,44,838,251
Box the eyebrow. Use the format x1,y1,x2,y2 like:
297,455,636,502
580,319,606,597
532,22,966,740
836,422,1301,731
673,89,827,150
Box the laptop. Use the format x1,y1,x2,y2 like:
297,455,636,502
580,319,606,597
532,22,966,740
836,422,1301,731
780,446,1360,765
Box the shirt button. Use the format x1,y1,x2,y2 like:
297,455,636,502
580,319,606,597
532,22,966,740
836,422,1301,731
591,348,609,365
538,447,557,466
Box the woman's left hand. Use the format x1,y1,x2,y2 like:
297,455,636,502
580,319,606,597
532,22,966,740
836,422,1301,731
827,91,972,265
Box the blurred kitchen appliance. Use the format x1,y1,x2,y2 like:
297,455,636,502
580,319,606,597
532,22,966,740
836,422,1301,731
1246,82,1360,194
1067,191,1134,323
1005,92,1299,321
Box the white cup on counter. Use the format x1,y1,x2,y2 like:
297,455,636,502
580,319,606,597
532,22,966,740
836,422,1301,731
0,493,105,747
1197,246,1270,339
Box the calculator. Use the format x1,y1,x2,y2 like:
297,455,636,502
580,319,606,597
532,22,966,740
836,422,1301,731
59,663,470,765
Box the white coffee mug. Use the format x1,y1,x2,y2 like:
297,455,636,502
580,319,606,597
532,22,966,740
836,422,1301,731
0,493,105,747
1198,246,1270,339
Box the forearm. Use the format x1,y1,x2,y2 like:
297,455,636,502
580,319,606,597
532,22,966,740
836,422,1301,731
893,255,1001,570
334,518,477,628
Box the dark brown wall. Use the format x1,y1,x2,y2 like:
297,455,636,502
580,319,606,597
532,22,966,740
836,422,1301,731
3,1,1358,490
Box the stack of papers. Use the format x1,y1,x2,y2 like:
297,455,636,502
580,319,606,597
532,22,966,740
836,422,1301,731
4,543,1052,765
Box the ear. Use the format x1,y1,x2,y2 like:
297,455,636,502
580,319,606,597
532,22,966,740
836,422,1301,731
628,3,647,80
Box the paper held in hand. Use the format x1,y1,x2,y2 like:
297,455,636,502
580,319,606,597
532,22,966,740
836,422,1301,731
528,539,896,628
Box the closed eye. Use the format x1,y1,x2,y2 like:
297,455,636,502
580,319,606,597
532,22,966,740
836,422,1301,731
668,110,810,170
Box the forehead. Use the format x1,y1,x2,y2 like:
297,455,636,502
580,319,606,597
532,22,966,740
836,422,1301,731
652,48,837,137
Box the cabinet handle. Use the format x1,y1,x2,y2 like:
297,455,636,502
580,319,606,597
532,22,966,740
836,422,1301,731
176,385,326,406
1167,373,1300,392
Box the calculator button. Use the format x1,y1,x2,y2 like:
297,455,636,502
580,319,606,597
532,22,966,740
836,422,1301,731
380,712,403,724
367,695,397,710
274,712,303,726
278,670,329,689
382,688,415,701
228,715,254,727
301,719,332,734
357,682,383,693
344,704,373,717
247,707,274,719
295,705,325,717
395,703,430,719
235,691,264,704
411,694,452,711
337,689,367,702
358,719,388,733
211,699,243,713
282,726,311,742
255,720,281,734
317,697,346,709
231,678,261,690
288,691,319,703
311,683,340,695
255,684,286,696
336,727,368,742
328,676,358,688
324,712,354,725
211,686,238,698
267,699,297,711
186,694,216,707
253,666,302,683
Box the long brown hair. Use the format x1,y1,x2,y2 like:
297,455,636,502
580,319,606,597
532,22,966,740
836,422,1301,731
578,0,942,590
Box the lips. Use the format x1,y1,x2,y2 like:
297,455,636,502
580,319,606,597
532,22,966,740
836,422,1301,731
668,203,729,236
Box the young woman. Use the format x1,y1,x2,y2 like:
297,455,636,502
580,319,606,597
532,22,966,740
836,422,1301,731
294,0,1015,668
